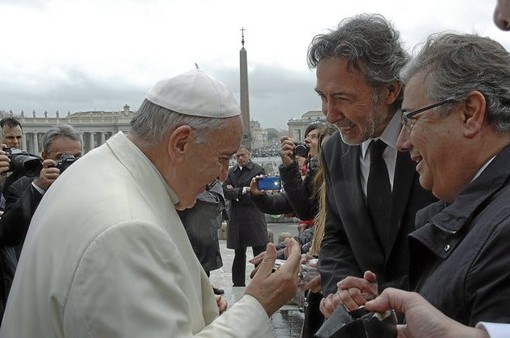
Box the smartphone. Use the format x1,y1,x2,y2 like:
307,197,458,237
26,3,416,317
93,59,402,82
256,176,281,191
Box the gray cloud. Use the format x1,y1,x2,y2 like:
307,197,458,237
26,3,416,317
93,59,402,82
0,63,317,129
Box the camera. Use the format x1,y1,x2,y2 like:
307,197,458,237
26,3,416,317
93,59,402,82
293,142,310,158
4,148,43,177
54,154,77,173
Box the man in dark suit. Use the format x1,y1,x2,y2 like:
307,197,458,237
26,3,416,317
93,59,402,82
223,146,267,287
307,14,437,316
0,124,82,259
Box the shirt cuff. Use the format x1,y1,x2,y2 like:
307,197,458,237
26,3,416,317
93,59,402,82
476,322,510,338
31,181,46,195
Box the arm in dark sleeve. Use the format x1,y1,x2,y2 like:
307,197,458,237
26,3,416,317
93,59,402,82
0,179,43,246
317,167,363,297
222,172,243,201
251,192,295,215
279,161,317,220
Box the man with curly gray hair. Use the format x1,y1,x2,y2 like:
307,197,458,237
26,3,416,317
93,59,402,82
307,14,437,319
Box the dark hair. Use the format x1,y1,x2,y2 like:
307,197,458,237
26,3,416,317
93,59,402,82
304,121,325,138
402,32,510,134
307,13,409,109
0,117,22,130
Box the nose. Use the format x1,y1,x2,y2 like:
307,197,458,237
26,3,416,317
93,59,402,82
322,100,342,124
396,127,412,152
494,8,510,31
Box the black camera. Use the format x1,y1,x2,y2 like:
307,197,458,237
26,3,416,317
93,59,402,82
293,142,310,158
54,154,76,173
4,148,43,177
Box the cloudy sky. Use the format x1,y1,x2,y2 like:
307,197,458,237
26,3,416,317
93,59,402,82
0,0,508,129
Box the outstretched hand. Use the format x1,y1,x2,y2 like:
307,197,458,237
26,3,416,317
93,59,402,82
245,238,301,316
366,288,489,338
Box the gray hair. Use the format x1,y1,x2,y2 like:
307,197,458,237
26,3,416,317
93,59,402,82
401,32,510,134
42,125,81,153
307,14,409,109
130,99,227,146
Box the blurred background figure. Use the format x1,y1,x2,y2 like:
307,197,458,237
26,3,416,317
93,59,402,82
250,123,336,337
223,146,267,287
178,180,228,295
1,125,82,259
0,118,22,150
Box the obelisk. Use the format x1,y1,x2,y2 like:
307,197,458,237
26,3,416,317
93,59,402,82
239,27,252,150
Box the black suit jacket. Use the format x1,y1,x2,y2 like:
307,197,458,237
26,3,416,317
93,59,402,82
223,161,268,249
0,176,42,253
318,132,437,296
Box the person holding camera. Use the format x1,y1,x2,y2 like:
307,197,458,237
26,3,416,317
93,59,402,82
0,117,26,195
0,124,82,261
0,125,18,323
250,122,336,338
278,121,326,229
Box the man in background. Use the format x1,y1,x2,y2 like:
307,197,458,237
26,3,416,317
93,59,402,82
0,117,30,197
223,146,268,287
0,124,82,259
0,118,22,150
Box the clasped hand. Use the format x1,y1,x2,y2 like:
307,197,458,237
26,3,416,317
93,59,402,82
320,270,379,317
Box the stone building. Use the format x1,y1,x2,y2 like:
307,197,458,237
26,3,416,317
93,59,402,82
0,106,323,156
287,110,325,141
0,105,133,155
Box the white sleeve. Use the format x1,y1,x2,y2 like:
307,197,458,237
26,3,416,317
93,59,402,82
476,322,510,338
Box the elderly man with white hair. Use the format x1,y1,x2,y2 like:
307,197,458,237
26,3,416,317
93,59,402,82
0,70,301,337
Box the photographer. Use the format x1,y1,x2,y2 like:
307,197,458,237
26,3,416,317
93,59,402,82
0,117,25,194
0,125,82,260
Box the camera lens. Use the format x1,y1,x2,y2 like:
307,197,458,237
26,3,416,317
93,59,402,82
294,143,309,157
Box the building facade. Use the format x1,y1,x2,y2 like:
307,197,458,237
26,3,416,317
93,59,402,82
1,105,133,155
1,106,323,157
287,110,325,141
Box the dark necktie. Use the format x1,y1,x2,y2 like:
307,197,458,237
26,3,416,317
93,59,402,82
367,139,392,247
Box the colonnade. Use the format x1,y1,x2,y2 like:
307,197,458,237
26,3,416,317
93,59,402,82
22,131,115,155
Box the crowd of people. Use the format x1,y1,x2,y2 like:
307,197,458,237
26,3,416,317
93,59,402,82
0,1,507,337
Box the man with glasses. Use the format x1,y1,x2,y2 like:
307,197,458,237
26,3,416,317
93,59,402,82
365,31,510,336
307,14,437,318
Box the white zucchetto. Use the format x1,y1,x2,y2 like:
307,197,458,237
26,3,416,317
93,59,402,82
146,70,241,118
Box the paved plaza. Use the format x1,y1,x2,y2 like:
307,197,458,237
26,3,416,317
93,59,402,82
209,222,305,338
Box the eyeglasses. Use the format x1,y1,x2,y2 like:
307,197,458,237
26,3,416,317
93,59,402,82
401,98,456,132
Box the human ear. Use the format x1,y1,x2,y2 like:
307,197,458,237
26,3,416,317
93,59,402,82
383,81,402,105
461,91,486,138
167,125,192,164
